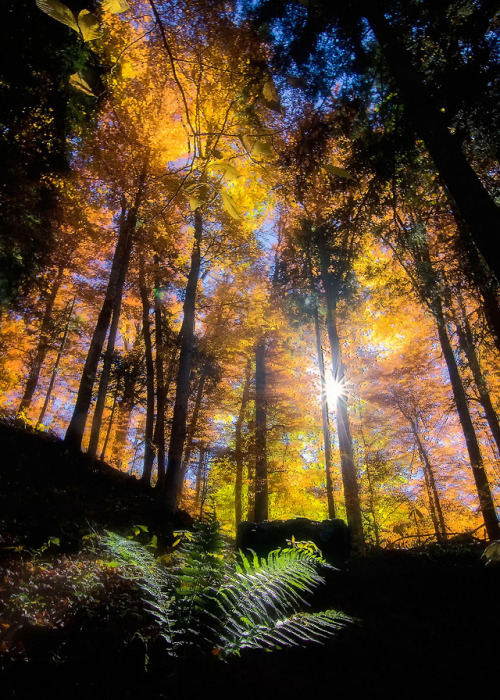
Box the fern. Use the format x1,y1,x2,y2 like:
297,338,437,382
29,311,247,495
102,518,355,659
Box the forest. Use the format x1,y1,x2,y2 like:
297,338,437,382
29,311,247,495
1,0,500,696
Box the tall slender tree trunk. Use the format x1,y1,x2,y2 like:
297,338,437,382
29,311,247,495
153,263,166,489
139,254,156,486
312,299,336,518
319,249,364,551
364,458,380,547
194,444,207,512
87,226,134,463
452,295,500,458
164,210,202,517
254,337,269,523
409,418,447,542
65,202,136,452
451,210,500,354
306,241,336,517
37,294,75,426
100,381,119,463
235,357,252,528
19,264,65,415
364,3,500,283
432,297,499,540
179,368,207,494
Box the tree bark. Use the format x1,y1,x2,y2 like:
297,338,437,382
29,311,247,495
312,298,336,518
65,202,136,452
364,3,500,283
37,294,75,426
235,357,252,529
409,418,447,542
153,262,166,490
87,223,133,463
433,297,499,540
453,295,500,458
163,209,202,517
179,368,207,495
319,246,365,551
139,254,156,486
254,337,269,523
100,381,119,463
19,264,65,415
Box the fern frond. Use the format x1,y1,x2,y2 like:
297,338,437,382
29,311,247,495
102,531,176,644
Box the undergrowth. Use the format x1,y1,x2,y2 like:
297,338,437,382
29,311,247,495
103,513,355,659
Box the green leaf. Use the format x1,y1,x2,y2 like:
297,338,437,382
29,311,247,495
77,10,101,41
35,0,79,32
100,0,129,13
69,73,95,96
221,191,244,220
324,164,357,182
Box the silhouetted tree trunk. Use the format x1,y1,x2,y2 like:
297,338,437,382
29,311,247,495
180,367,207,494
19,264,65,415
100,381,119,463
433,296,499,539
65,194,141,452
235,357,252,529
319,245,365,551
37,294,75,426
409,418,447,542
363,3,500,283
254,337,268,523
164,209,202,517
153,264,167,489
452,293,500,458
87,226,133,463
139,254,155,486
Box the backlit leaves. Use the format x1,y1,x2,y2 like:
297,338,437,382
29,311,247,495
221,191,244,220
36,0,100,41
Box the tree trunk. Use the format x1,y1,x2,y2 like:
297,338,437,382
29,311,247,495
409,418,447,542
153,263,166,490
87,224,134,463
312,298,336,518
139,254,156,486
364,3,500,283
235,357,252,529
194,444,206,512
364,458,380,547
19,264,65,415
65,202,136,452
319,247,365,551
112,349,141,469
37,294,75,426
254,336,269,523
164,209,202,518
453,295,500,458
100,381,119,463
179,368,207,494
433,297,499,540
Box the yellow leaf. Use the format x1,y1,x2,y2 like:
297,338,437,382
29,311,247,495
100,0,129,13
35,0,79,32
188,196,203,211
77,10,101,41
213,161,240,181
69,73,95,96
221,191,244,220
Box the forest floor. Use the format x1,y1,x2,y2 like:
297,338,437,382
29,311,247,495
1,417,499,698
